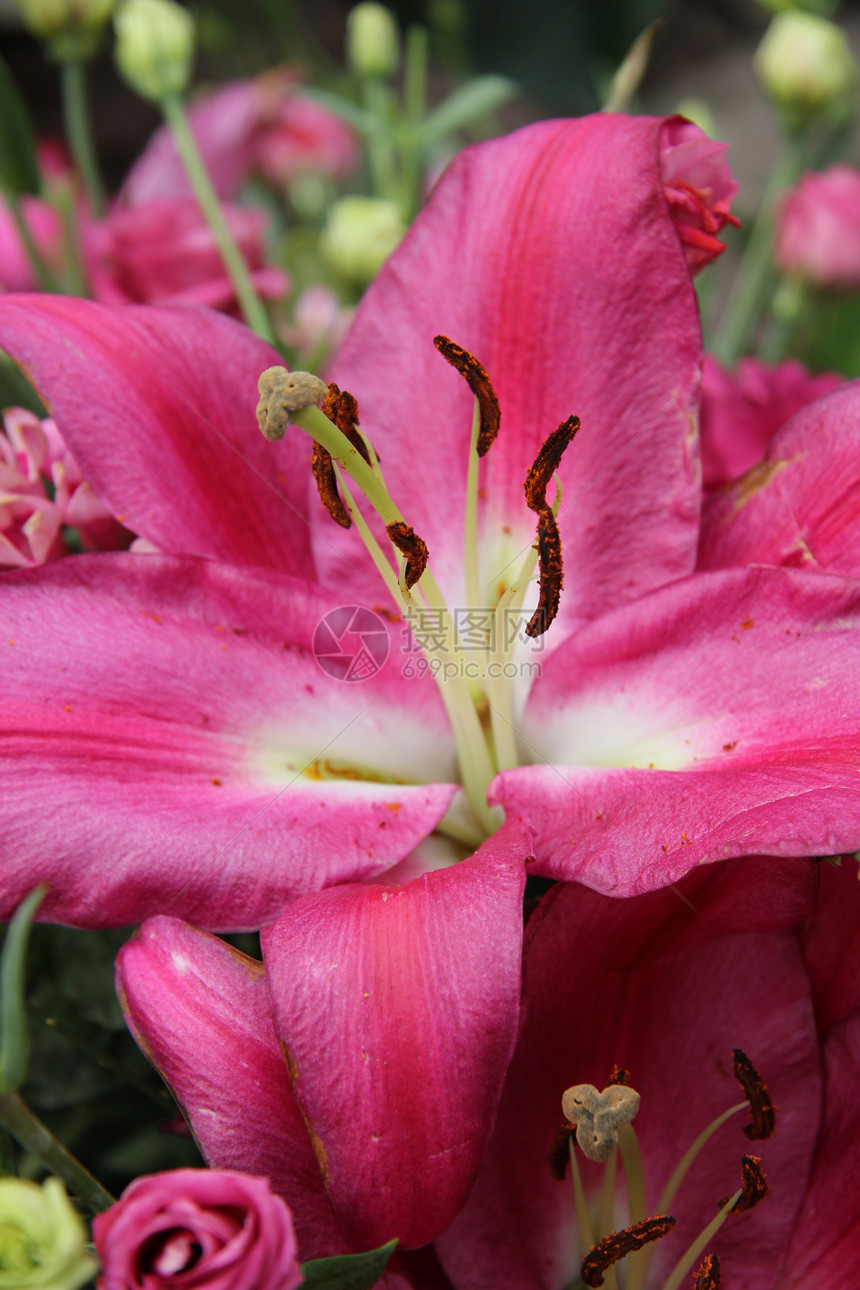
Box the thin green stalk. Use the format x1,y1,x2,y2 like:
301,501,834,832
400,25,428,217
6,194,57,291
0,1091,114,1213
27,1007,172,1110
714,141,803,367
161,93,276,345
60,59,105,218
363,80,399,202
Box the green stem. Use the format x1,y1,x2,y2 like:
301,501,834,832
0,1092,114,1213
400,25,428,217
161,93,276,345
60,58,105,218
714,141,803,368
6,194,57,291
363,80,399,202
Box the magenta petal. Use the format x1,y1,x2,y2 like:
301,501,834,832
320,115,701,621
437,859,821,1290
260,825,530,1251
0,294,314,574
496,565,860,894
700,381,860,578
116,916,348,1260
1,555,457,929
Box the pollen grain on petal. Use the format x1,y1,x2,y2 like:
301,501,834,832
547,1122,575,1180
580,1215,676,1288
720,1154,768,1214
433,333,500,456
607,1065,632,1087
732,1049,776,1140
693,1254,721,1288
386,520,429,589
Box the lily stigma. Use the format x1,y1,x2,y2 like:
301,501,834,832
256,335,574,847
552,1051,774,1290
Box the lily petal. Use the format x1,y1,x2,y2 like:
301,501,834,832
0,294,314,575
260,825,530,1251
321,115,702,623
0,554,457,929
700,381,860,578
116,916,348,1260
437,858,820,1290
495,565,860,894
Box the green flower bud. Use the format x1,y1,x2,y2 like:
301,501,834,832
10,0,114,56
673,97,718,139
754,12,857,124
320,195,406,284
113,0,194,102
755,0,838,16
0,1176,96,1290
346,3,400,80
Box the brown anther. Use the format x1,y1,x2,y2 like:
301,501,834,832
322,383,371,462
580,1215,676,1288
525,507,562,638
386,521,429,589
719,1154,768,1214
693,1254,721,1288
433,334,500,456
523,416,579,639
607,1065,631,1087
732,1049,776,1140
311,442,351,528
256,367,328,441
561,1082,641,1164
524,416,580,511
547,1122,575,1181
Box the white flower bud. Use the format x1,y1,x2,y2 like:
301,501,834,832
11,0,114,54
320,196,406,285
0,1176,96,1290
754,12,857,122
346,2,400,80
114,0,194,102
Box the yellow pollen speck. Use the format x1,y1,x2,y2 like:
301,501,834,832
64,705,72,712
741,616,754,629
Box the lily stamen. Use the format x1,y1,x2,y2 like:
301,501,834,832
693,1254,720,1289
732,1049,776,1140
386,521,429,590
523,416,579,637
433,334,500,456
719,1154,768,1214
581,1216,677,1289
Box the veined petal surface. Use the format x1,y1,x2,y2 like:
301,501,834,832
320,115,702,622
0,295,315,575
1,555,457,928
495,566,860,894
261,826,530,1251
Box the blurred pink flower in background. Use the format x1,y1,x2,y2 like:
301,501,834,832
93,1168,303,1290
0,406,124,567
0,196,63,291
87,198,288,311
777,165,860,287
659,117,740,272
700,354,842,487
123,72,358,204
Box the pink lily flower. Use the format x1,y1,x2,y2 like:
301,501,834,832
115,853,860,1273
0,113,859,932
699,355,842,488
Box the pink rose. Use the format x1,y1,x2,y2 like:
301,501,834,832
93,1169,303,1290
700,353,842,487
659,117,739,273
776,164,860,287
87,198,288,313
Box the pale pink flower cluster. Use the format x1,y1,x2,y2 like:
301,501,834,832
0,406,122,568
776,164,860,287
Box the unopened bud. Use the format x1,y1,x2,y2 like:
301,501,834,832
320,195,406,285
0,1176,96,1290
346,2,400,79
11,0,114,55
114,0,194,102
754,12,857,124
755,0,838,15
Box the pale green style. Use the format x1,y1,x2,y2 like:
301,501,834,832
0,1177,96,1290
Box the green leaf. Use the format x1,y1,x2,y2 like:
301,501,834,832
419,75,518,146
300,1238,399,1290
0,887,47,1093
0,57,40,197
